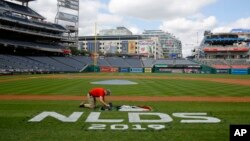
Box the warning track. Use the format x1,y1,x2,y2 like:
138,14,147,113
0,95,250,103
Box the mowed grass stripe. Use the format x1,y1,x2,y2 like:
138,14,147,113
0,75,249,97
19,79,86,95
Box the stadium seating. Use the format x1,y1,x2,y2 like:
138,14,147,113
142,58,155,67
0,54,51,72
106,57,130,67
71,56,93,65
52,57,86,70
175,59,199,65
0,13,66,32
0,38,64,52
125,58,143,67
28,56,77,72
97,58,111,66
1,0,44,19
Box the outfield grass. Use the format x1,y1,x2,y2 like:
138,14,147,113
0,73,250,141
0,73,249,96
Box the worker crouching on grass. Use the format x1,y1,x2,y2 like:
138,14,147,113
79,87,111,110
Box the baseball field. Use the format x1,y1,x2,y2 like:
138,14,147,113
0,73,250,141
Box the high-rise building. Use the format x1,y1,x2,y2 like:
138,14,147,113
142,30,182,58
79,27,182,59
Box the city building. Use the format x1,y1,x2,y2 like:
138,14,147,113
79,27,182,59
142,30,182,58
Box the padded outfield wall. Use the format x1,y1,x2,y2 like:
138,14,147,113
86,64,250,74
153,64,201,74
201,65,250,74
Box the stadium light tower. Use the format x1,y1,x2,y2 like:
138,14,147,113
55,0,79,49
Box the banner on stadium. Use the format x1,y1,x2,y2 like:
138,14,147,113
128,41,136,54
58,0,79,10
138,40,154,55
121,41,128,54
203,47,249,52
57,12,78,22
102,41,118,54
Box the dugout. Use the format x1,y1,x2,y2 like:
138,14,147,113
153,64,201,73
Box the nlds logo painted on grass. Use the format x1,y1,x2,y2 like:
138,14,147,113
28,111,221,131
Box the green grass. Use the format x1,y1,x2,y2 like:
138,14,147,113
0,73,249,96
0,101,250,141
0,73,250,141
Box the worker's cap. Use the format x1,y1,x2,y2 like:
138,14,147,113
106,89,111,95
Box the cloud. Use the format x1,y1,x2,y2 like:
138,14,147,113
28,0,124,35
127,26,142,35
213,17,250,33
160,16,217,57
74,0,125,35
109,0,216,20
160,16,250,57
29,0,57,22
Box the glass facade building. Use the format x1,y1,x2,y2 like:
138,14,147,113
79,28,182,59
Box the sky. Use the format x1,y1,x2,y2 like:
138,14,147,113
7,0,250,57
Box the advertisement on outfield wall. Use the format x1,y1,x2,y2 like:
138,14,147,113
130,68,144,73
144,68,152,73
231,69,248,74
184,69,200,74
158,68,172,73
100,66,118,72
120,68,130,72
216,69,229,74
128,41,136,54
138,40,154,55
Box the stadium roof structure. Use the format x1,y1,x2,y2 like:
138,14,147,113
13,0,36,2
79,35,143,41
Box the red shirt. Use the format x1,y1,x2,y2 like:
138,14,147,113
89,88,106,97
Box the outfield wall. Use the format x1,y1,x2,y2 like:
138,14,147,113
86,65,250,74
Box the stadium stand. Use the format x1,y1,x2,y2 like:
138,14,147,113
0,0,44,19
106,57,130,67
125,58,143,67
98,57,111,67
71,56,93,65
142,58,155,67
28,56,77,72
0,0,71,57
51,57,86,70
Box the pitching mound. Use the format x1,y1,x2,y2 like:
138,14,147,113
91,79,138,85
